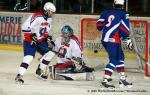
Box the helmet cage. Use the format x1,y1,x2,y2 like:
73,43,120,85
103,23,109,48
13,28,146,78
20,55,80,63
61,25,73,37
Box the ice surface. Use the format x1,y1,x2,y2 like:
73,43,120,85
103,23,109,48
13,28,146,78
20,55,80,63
0,50,150,95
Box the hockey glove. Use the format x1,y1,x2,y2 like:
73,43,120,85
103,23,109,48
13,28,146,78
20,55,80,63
47,40,55,49
47,35,55,49
47,35,52,41
30,33,38,46
125,38,133,50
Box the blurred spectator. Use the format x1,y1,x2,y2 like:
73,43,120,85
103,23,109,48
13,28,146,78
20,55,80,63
94,0,113,13
0,0,16,11
14,0,28,12
31,0,52,12
30,0,42,12
9,0,17,10
13,0,42,12
70,0,90,13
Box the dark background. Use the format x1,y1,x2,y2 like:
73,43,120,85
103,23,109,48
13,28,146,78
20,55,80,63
0,0,150,16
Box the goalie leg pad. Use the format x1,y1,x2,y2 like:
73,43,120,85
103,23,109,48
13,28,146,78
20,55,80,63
49,66,95,81
40,51,55,62
55,72,95,81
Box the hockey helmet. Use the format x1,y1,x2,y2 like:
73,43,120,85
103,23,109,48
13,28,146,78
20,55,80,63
43,2,56,17
114,0,124,5
43,2,56,12
61,25,73,36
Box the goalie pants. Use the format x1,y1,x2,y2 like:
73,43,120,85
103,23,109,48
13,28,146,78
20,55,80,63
102,41,125,76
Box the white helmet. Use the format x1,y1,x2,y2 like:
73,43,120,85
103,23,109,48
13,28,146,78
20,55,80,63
114,0,124,5
43,2,56,13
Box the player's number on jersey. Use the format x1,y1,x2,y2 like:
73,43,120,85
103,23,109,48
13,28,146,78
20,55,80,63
39,27,47,37
106,15,115,27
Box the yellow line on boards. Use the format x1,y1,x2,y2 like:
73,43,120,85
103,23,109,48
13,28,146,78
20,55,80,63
0,44,23,52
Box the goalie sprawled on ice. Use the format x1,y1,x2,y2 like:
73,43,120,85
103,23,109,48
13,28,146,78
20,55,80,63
35,25,95,81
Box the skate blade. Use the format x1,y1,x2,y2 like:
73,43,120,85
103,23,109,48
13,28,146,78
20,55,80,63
119,84,133,88
15,80,24,85
34,74,47,81
100,85,115,89
101,86,115,90
107,87,115,89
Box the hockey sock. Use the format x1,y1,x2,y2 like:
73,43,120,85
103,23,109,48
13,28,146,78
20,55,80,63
18,66,27,76
18,55,33,75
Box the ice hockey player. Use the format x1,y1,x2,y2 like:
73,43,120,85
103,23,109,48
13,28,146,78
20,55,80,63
35,25,94,81
96,0,133,88
15,2,56,84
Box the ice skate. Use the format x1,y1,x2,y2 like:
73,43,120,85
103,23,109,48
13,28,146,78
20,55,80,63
35,66,48,81
119,79,132,88
101,78,115,89
107,78,113,82
15,74,24,84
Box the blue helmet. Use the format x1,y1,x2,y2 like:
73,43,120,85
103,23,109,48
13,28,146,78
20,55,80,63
61,25,73,36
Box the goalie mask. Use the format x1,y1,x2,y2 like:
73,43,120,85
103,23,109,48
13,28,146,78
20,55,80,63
61,25,73,42
43,2,56,18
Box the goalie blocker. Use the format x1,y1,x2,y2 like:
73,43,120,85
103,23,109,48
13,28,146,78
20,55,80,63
47,64,95,81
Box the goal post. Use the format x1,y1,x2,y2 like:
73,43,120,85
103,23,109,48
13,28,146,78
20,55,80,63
80,18,149,77
130,20,149,77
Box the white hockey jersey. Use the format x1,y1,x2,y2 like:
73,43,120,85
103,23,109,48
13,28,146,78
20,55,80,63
22,12,52,42
54,35,82,63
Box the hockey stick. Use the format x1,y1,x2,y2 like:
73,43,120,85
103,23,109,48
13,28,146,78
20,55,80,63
132,47,146,62
92,63,105,71
83,53,105,71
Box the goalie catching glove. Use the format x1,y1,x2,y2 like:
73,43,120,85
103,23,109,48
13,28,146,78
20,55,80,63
72,56,85,66
125,38,133,50
71,56,94,72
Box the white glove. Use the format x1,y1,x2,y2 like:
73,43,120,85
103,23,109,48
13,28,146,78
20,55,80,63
125,38,133,50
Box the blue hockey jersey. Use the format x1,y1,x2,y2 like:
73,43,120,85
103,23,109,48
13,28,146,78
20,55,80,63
96,8,130,43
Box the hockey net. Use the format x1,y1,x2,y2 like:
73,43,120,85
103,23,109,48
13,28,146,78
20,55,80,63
80,18,149,77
